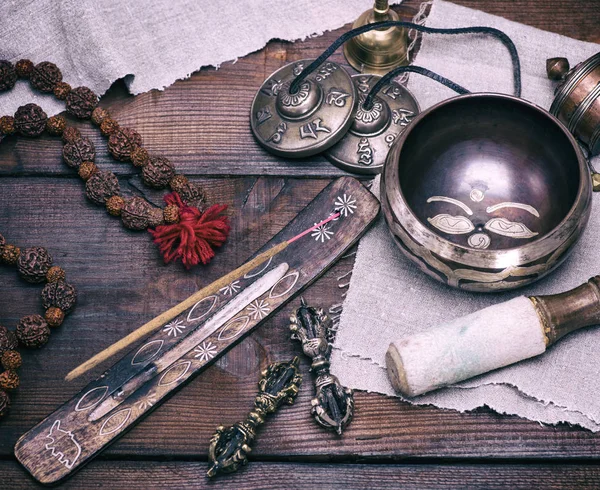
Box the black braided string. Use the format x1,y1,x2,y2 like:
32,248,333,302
288,21,521,102
364,65,469,108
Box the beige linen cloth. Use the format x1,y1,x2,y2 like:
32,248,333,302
0,0,400,116
331,0,600,431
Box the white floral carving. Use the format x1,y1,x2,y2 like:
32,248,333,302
247,299,271,320
163,319,186,337
193,341,218,362
136,392,157,411
334,194,357,217
311,223,334,242
219,280,241,296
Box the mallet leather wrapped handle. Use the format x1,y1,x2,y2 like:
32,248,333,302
386,276,600,397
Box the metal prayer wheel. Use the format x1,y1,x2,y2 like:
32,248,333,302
548,52,600,156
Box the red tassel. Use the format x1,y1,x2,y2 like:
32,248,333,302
149,192,231,269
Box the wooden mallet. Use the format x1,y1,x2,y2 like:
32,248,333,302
386,276,600,397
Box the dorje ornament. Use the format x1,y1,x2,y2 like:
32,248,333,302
290,298,354,434
207,357,302,477
250,59,358,158
325,73,419,174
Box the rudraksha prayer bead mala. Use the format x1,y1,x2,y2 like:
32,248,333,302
0,59,231,269
0,234,77,418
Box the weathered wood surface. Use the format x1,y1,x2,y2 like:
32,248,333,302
14,177,380,484
1,0,600,488
4,462,600,489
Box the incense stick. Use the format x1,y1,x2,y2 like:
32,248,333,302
65,212,341,382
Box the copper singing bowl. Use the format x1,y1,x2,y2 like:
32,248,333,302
381,93,592,292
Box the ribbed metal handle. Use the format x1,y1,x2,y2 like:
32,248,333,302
530,276,600,346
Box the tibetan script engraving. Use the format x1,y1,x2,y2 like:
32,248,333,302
382,84,403,100
357,138,373,165
315,62,337,81
299,118,331,139
255,107,272,125
325,88,351,107
385,133,397,147
267,122,288,144
357,76,372,93
261,79,283,97
392,108,415,126
293,62,305,76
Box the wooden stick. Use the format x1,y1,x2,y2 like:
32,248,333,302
65,212,340,382
65,241,287,382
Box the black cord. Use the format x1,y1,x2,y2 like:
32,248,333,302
288,21,521,102
363,65,469,109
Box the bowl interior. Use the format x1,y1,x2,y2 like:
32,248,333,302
397,96,581,251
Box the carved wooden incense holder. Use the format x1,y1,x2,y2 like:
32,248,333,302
15,176,380,485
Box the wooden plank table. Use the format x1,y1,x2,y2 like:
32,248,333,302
1,1,599,487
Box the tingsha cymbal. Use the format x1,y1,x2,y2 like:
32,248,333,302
325,74,419,175
250,59,358,158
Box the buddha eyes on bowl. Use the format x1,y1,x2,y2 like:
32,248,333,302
426,194,540,249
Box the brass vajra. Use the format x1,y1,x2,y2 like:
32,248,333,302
290,298,354,435
207,357,302,477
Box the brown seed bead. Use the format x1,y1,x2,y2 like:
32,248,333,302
62,126,81,144
86,170,120,205
108,127,142,161
46,115,66,136
46,265,66,283
121,196,152,230
78,161,98,181
30,61,62,93
130,146,150,167
1,350,22,370
14,103,47,137
53,81,71,100
0,326,18,354
17,246,53,283
0,390,9,417
0,60,17,91
169,174,189,193
0,234,5,254
63,136,95,168
45,307,65,328
0,371,19,391
148,207,164,228
1,245,20,265
0,389,9,417
16,314,50,348
100,117,119,136
41,280,77,312
106,195,126,216
15,59,34,79
163,204,180,224
66,86,99,119
91,107,110,126
142,156,175,189
178,181,206,208
0,115,15,135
